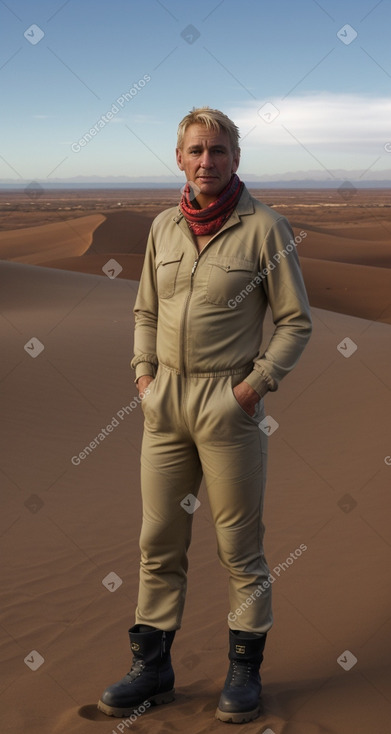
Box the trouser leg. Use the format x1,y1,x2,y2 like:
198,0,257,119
191,373,272,634
135,368,203,630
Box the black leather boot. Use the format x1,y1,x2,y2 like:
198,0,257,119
215,629,266,723
98,624,176,717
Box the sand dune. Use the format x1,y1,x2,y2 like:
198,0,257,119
0,214,105,265
298,227,391,268
300,256,391,324
292,221,391,242
1,261,390,733
88,211,154,255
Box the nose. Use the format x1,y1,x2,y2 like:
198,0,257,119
199,149,213,169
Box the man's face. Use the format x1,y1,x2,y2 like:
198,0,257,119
176,123,240,208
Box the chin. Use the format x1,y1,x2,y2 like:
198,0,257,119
199,180,219,189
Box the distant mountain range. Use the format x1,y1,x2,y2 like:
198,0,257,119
1,170,391,189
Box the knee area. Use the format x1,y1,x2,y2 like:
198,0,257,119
139,517,190,552
216,542,265,573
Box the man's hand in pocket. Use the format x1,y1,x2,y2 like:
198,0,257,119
137,375,155,399
232,381,260,417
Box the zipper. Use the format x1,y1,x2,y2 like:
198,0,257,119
179,231,223,375
180,256,199,375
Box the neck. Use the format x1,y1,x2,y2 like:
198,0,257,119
179,174,243,237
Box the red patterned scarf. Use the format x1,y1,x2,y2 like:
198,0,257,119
179,173,244,236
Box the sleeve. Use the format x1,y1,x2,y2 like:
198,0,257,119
130,224,159,383
244,216,312,398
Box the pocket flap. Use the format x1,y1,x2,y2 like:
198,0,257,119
156,249,183,268
208,255,255,273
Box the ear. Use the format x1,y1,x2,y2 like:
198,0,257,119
176,148,184,171
231,148,240,174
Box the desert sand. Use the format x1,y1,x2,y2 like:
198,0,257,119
0,214,105,265
1,190,390,734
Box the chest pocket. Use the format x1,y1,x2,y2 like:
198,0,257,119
206,255,257,307
155,249,183,299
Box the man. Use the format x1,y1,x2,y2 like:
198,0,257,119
98,107,312,724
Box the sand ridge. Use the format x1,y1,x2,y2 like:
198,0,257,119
0,214,106,265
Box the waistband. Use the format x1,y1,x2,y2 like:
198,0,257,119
158,362,254,378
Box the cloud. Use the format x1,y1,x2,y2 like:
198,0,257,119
229,93,391,151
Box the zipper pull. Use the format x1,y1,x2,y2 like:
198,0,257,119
191,258,199,276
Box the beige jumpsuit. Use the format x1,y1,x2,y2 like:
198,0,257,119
131,186,312,634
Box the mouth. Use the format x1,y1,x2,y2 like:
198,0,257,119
197,175,218,181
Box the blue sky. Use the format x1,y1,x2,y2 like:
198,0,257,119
1,0,391,183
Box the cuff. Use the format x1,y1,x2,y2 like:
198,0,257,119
244,369,277,398
133,362,156,383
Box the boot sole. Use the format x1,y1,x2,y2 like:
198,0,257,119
215,704,260,724
97,689,175,718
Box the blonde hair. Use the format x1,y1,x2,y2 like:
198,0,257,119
177,107,240,153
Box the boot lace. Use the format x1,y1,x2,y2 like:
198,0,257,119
127,659,145,681
230,660,253,686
